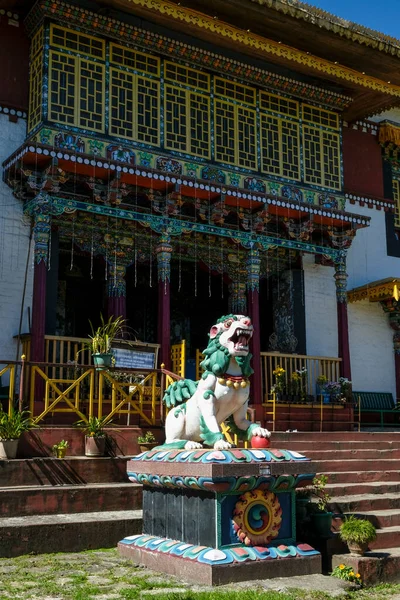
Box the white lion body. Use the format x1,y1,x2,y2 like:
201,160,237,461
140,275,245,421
164,315,270,450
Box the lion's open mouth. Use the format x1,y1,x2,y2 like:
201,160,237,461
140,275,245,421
229,328,253,351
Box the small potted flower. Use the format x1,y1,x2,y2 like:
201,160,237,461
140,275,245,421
52,439,69,459
309,475,333,537
0,408,37,459
85,314,125,370
325,381,342,403
271,366,286,401
339,515,376,556
137,431,158,453
74,416,111,456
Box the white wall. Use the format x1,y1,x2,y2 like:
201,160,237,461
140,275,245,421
303,253,338,357
348,299,396,399
0,113,33,366
346,203,400,290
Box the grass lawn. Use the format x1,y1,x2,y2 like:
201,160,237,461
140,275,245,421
0,549,400,600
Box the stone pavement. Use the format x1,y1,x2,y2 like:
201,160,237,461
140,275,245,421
0,549,355,599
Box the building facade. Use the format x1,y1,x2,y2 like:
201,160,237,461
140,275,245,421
1,0,400,416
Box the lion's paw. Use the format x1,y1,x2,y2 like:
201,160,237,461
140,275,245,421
184,441,203,450
251,427,271,438
214,439,232,450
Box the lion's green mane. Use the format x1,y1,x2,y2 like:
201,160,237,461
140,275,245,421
200,314,253,378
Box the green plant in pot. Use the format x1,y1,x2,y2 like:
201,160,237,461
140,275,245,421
52,439,69,459
137,430,157,453
309,475,333,538
87,314,125,370
295,488,312,522
339,515,376,556
75,416,111,456
0,408,36,459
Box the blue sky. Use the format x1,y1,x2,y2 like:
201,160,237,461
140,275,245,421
308,0,400,39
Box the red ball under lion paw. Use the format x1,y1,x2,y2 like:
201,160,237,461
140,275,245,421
251,436,271,448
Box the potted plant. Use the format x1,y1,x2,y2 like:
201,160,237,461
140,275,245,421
339,515,376,556
271,366,286,401
309,475,333,537
75,416,111,456
137,430,157,452
87,314,125,370
295,488,312,521
52,439,69,459
0,408,36,459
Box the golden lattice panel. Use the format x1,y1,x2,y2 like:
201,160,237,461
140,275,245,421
165,61,209,91
79,60,104,131
260,91,298,118
164,85,209,157
49,51,76,126
322,131,341,189
50,25,104,58
393,179,400,228
215,77,255,105
28,44,43,132
111,43,159,75
215,99,236,165
302,104,339,130
237,106,257,170
260,114,300,179
110,68,135,138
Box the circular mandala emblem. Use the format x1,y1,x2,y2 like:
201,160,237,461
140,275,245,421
232,490,282,546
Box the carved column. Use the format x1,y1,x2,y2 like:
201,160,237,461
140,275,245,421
334,251,352,379
229,280,247,315
380,299,400,402
246,248,262,414
156,234,173,369
31,213,51,363
107,264,127,321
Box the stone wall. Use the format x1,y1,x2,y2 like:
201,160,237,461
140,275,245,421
0,113,32,369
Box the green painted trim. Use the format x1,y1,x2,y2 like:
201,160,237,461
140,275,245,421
199,415,223,446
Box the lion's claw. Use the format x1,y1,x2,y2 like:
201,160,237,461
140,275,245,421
251,427,271,438
214,439,232,450
185,441,203,450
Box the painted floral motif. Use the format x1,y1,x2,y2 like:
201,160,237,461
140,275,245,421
228,172,241,187
107,145,135,165
39,129,52,145
185,162,200,178
54,132,85,153
232,490,282,546
156,156,183,175
89,139,105,156
282,186,303,203
201,166,226,184
318,193,338,209
244,177,266,193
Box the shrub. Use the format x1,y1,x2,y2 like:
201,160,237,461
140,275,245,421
339,515,377,544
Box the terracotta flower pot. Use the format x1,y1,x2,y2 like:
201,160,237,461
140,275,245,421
54,448,67,459
0,439,18,459
348,540,369,556
139,442,158,453
85,435,106,456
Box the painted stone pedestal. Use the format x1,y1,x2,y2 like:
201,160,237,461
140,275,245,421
118,447,321,585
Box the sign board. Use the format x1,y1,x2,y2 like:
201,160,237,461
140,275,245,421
111,340,160,370
113,347,156,370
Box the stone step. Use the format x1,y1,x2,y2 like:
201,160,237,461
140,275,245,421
329,492,400,513
327,481,400,497
306,449,400,460
282,440,400,451
333,509,400,529
0,509,143,558
272,432,400,442
312,458,400,472
369,526,400,550
0,457,130,487
0,483,142,517
324,470,400,484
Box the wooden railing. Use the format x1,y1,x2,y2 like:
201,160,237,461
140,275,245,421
260,351,342,401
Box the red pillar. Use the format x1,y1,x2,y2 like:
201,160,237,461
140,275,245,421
107,264,127,321
247,248,263,419
334,253,352,380
337,301,352,379
156,235,172,370
31,261,47,362
31,214,51,362
395,353,400,403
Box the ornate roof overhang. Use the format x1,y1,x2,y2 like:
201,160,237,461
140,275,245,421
347,278,400,303
86,0,400,121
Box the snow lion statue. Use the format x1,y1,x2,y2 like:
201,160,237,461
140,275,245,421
163,314,271,450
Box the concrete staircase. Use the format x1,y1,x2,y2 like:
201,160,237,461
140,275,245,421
273,431,400,552
0,456,143,557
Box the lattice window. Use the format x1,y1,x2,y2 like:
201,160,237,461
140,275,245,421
215,78,255,105
137,77,159,145
260,114,300,179
302,104,339,129
393,179,400,228
260,92,298,118
110,44,159,75
215,99,236,165
49,51,104,131
165,62,209,91
28,27,44,132
110,68,134,138
164,84,210,158
49,51,76,126
50,25,104,58
303,126,341,189
237,106,257,170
